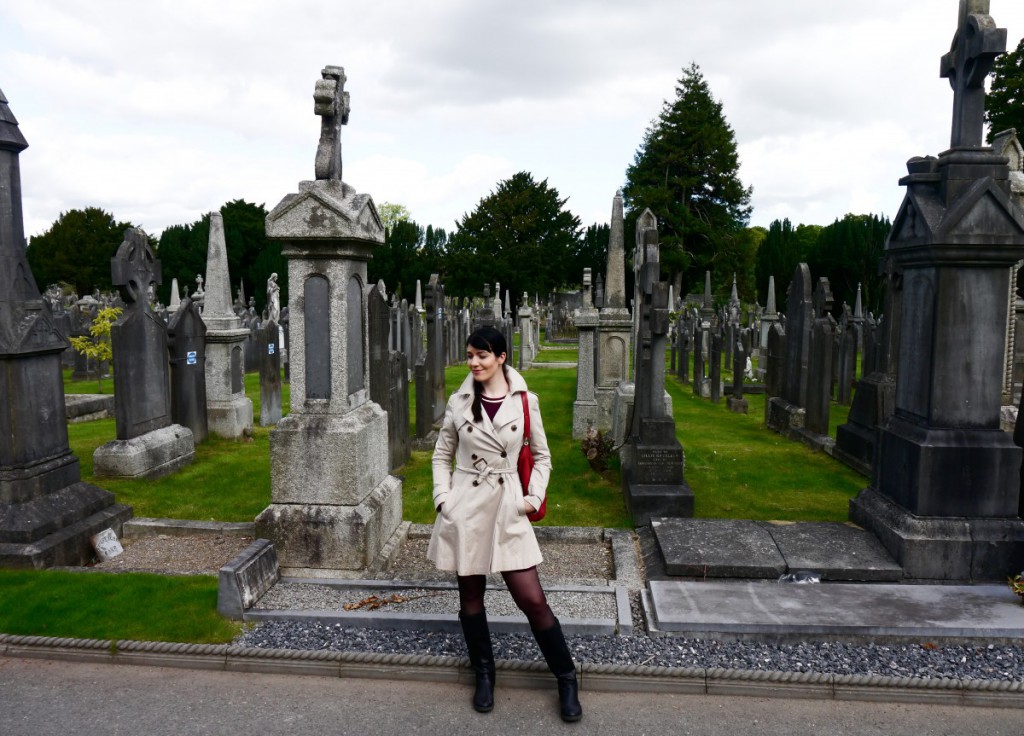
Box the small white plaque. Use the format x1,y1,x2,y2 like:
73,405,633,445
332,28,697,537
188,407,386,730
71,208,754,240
90,528,124,561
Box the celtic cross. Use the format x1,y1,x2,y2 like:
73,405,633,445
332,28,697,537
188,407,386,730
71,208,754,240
314,66,350,180
939,0,1006,148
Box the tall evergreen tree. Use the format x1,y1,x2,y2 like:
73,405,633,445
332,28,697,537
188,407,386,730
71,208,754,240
26,207,137,295
623,63,752,296
445,172,582,302
754,219,821,307
805,213,889,315
986,37,1024,142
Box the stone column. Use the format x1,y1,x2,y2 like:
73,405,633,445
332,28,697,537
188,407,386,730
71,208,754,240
572,269,599,438
595,190,632,432
202,212,254,438
256,66,403,577
518,292,535,368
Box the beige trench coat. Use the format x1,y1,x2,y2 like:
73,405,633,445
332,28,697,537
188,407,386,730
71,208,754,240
427,366,551,576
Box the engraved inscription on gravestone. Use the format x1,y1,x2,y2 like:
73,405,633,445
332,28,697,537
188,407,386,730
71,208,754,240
635,447,683,484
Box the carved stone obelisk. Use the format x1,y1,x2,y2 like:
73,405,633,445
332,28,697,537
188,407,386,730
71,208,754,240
256,66,403,576
595,190,632,432
0,87,131,566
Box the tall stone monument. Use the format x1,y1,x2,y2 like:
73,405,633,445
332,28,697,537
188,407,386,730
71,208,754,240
594,190,632,432
621,210,692,524
256,66,403,576
93,229,195,478
202,212,254,438
572,268,599,438
0,87,131,567
851,1,1024,580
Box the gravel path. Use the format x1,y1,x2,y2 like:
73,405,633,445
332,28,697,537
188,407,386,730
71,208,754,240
94,530,1024,683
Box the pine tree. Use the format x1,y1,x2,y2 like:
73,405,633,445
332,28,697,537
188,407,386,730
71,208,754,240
986,37,1024,142
623,63,752,294
26,208,137,295
445,172,582,301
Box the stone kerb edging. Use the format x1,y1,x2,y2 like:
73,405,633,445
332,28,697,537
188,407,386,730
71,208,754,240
2,633,1022,707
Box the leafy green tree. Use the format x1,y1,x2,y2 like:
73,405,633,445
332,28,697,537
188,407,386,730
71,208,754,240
444,172,582,303
986,37,1024,142
68,306,121,393
623,63,752,296
27,208,137,295
157,200,285,312
805,213,889,315
378,202,411,231
754,219,821,306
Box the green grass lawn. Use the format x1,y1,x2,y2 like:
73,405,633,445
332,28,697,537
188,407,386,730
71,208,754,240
0,569,241,643
531,348,580,363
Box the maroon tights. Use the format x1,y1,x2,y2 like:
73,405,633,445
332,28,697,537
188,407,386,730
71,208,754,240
458,566,556,631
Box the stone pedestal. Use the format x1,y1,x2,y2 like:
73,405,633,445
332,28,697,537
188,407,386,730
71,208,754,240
256,70,402,577
572,274,599,439
93,424,195,479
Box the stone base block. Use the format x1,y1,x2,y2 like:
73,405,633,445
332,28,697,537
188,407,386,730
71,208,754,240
726,396,748,414
217,539,280,619
766,396,805,433
833,421,875,477
875,416,1021,517
850,487,1024,581
572,400,598,439
610,384,673,449
0,499,132,568
255,474,403,574
207,396,254,439
93,425,195,479
270,403,389,505
621,446,693,525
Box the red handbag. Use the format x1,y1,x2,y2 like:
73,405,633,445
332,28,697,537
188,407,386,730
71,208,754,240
518,392,546,522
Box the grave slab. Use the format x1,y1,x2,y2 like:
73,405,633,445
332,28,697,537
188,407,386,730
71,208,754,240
761,521,902,581
647,580,1024,643
651,518,785,578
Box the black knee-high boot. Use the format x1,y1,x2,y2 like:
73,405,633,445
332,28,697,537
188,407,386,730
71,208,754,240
459,611,495,713
532,618,583,722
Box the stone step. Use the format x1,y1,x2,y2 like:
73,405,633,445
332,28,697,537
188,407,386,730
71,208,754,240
650,518,903,582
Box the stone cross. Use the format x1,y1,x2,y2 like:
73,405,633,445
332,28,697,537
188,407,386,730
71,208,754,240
939,0,1006,148
111,228,161,310
314,65,350,180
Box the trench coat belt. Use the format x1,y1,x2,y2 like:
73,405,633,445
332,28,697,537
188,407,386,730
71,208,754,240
455,464,516,488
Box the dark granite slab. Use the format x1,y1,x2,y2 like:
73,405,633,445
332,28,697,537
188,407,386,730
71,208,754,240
761,521,903,581
651,518,786,578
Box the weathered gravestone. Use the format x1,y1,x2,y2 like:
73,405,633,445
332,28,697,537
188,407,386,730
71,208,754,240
258,317,282,426
804,277,836,439
726,339,749,414
256,66,403,576
368,282,410,470
766,263,812,433
0,87,131,567
572,268,599,438
93,229,195,478
166,298,209,443
621,209,692,524
850,1,1024,580
202,212,254,438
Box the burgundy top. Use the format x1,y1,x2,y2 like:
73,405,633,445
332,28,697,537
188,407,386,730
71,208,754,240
481,394,506,421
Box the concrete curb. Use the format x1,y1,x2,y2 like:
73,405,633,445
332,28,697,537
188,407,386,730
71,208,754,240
2,634,1022,707
124,518,256,538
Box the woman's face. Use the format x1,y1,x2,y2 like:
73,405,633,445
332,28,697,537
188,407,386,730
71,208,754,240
467,343,506,385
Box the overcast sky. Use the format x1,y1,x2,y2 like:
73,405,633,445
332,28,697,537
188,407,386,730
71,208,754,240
3,0,1024,241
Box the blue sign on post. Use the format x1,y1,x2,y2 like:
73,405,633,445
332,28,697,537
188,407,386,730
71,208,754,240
268,343,276,355
187,351,197,365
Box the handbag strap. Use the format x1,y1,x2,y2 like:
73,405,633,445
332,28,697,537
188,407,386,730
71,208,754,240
521,392,531,446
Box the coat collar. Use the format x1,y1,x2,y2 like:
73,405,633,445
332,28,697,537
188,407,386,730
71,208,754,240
455,365,529,434
454,365,529,397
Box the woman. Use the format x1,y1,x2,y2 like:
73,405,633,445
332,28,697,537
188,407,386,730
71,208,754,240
428,325,582,722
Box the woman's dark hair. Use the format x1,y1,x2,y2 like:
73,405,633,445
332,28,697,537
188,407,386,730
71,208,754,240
466,326,509,422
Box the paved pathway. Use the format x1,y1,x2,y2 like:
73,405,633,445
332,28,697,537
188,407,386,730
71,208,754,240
1,656,1019,736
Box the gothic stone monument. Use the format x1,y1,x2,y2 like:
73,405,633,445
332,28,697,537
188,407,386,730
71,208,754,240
256,66,403,577
93,229,195,478
850,1,1024,580
0,87,131,567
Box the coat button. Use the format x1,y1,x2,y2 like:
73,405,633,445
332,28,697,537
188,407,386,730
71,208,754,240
467,426,473,432
500,451,507,458
511,425,517,431
498,477,504,485
472,480,479,486
471,454,478,460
